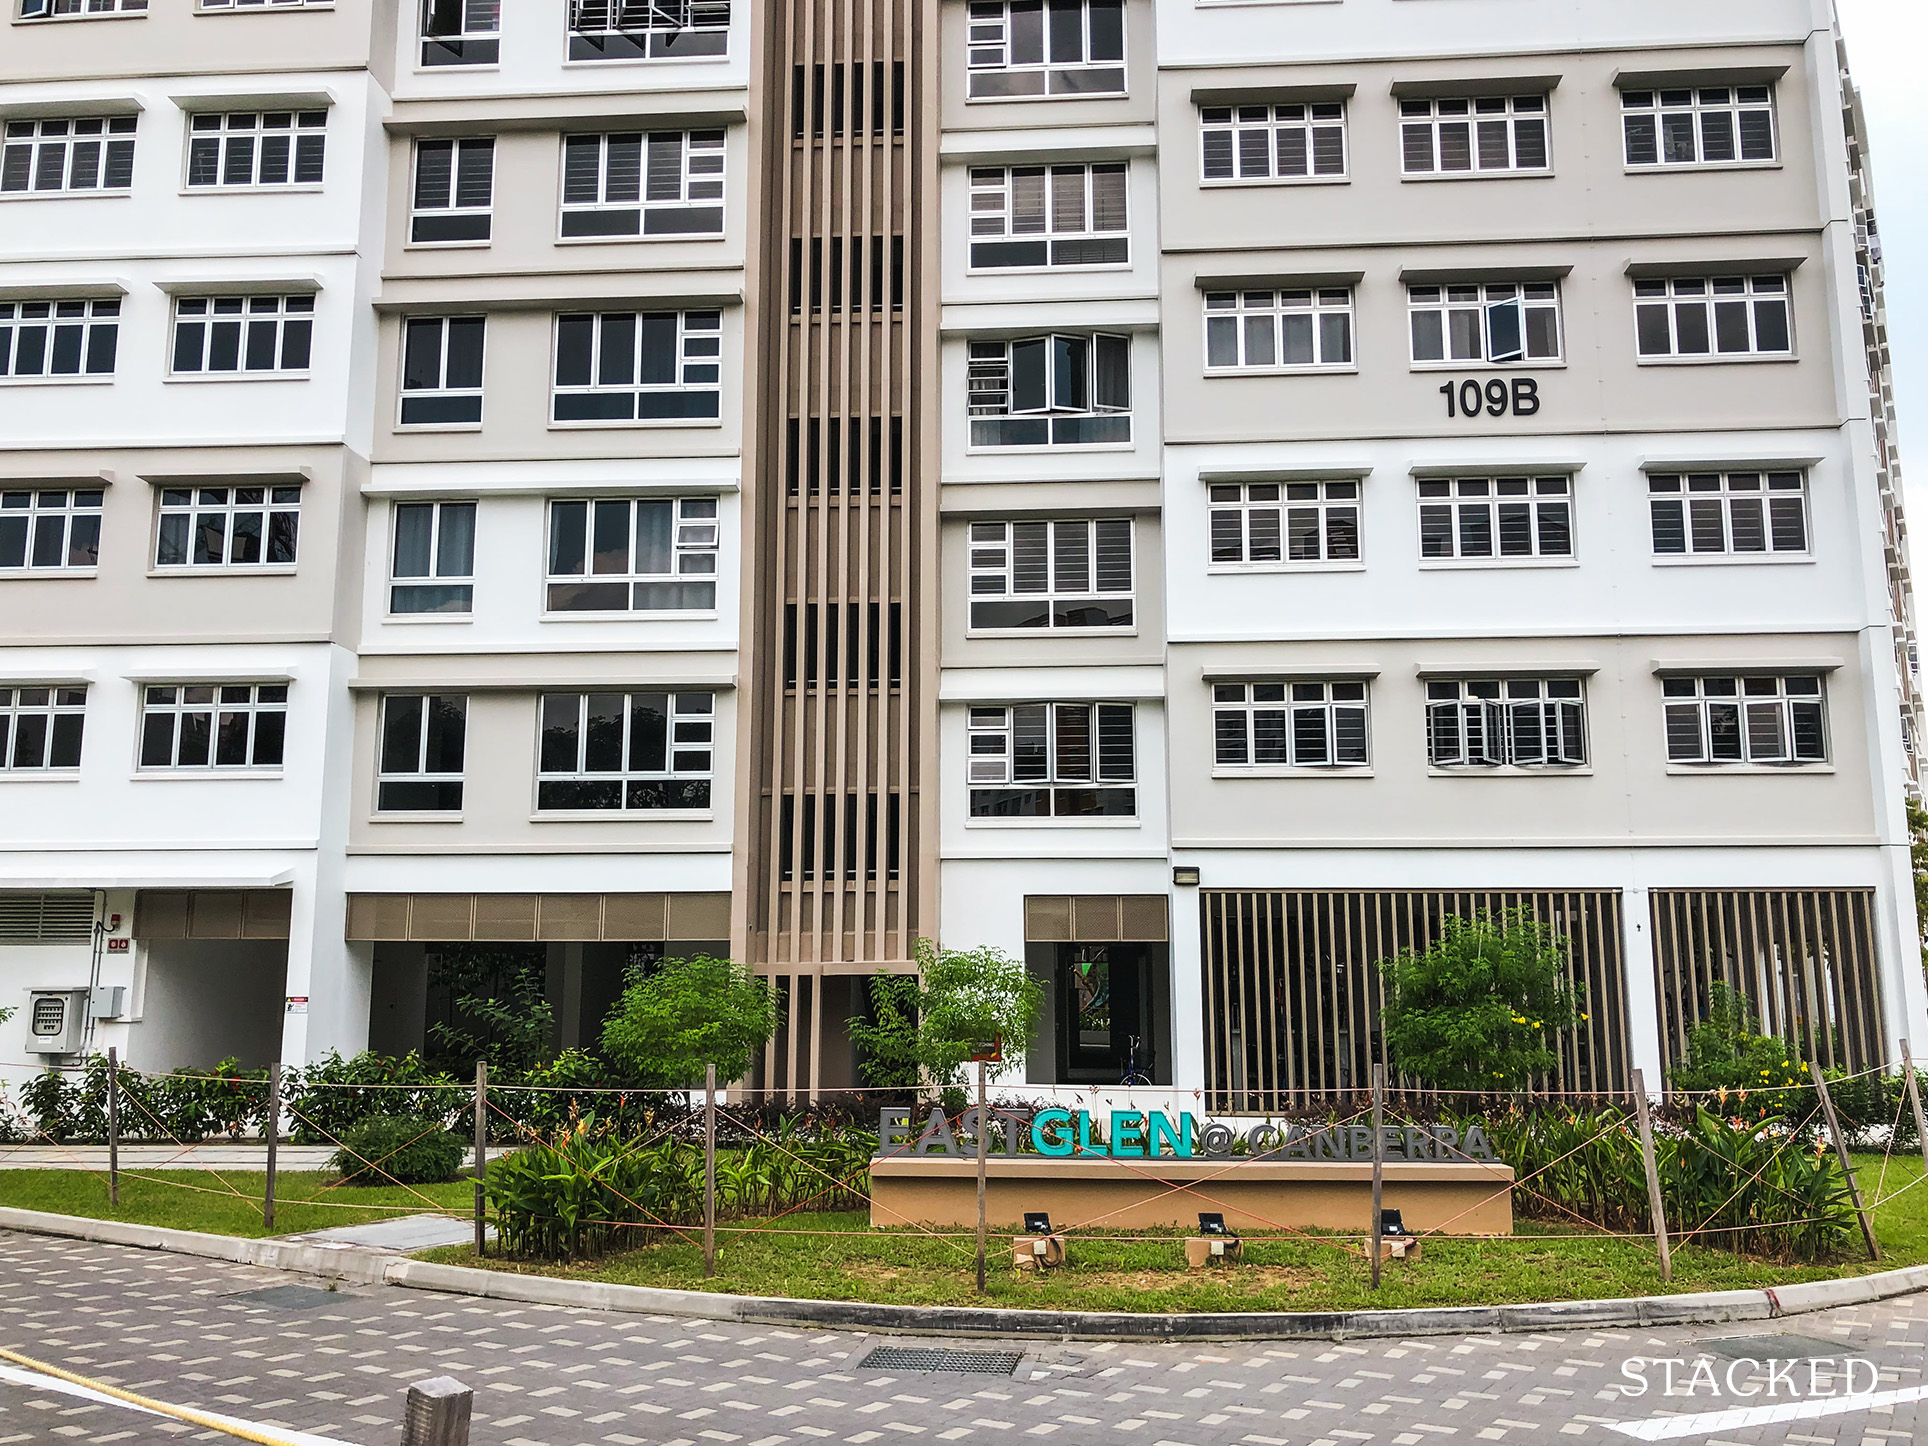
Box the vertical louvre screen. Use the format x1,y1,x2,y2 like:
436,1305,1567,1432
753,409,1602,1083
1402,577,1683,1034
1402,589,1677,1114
1200,889,1630,1112
0,892,95,944
1649,889,1886,1076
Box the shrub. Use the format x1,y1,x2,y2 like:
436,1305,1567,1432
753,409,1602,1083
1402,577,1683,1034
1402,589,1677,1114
600,955,781,1088
425,943,554,1074
846,938,1045,1088
285,1051,467,1145
487,1116,700,1260
332,1114,467,1186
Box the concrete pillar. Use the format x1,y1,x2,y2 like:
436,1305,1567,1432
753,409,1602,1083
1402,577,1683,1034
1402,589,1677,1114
1168,880,1206,1093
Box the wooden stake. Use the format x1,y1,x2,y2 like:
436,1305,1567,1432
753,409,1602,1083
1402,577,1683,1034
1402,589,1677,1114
1810,1062,1881,1261
704,1063,717,1279
974,1060,988,1295
1630,1068,1672,1282
106,1047,119,1208
263,1062,282,1231
1902,1040,1928,1180
1369,1064,1384,1290
474,1061,488,1257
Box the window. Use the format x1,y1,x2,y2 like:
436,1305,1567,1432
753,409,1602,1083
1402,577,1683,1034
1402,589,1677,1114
568,0,731,62
968,163,1127,269
967,333,1130,447
546,497,718,612
420,0,499,66
0,299,118,380
1213,681,1369,770
1663,674,1826,766
21,0,147,15
378,694,466,811
390,501,475,614
537,691,714,811
0,489,102,571
1408,283,1561,365
967,702,1135,818
199,0,331,8
1209,480,1358,566
1648,471,1807,557
968,519,1131,630
0,688,85,772
401,317,485,426
170,294,313,375
552,310,720,423
1400,95,1549,175
1426,679,1585,768
186,111,326,188
966,0,1124,100
1201,102,1346,182
1418,476,1571,561
1634,276,1791,359
1623,86,1775,167
1204,289,1352,371
2,117,136,195
411,138,493,243
155,485,300,569
561,130,724,239
139,684,287,770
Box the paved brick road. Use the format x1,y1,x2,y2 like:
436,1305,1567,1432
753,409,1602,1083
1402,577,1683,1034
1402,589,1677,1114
0,1231,1921,1446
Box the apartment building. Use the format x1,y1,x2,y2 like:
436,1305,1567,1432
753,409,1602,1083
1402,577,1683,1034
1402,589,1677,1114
2,0,1923,1107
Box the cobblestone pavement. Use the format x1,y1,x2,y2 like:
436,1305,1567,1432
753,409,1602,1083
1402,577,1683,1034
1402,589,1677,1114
0,1231,1921,1446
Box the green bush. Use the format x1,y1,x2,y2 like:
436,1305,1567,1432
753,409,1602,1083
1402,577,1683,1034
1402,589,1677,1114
332,1114,467,1186
846,938,1045,1088
600,955,781,1088
16,1059,271,1144
486,1116,700,1259
286,1051,467,1145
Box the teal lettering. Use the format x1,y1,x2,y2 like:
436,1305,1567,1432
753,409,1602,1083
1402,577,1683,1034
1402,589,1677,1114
1111,1110,1146,1158
1076,1110,1107,1156
1032,1107,1074,1157
1147,1111,1192,1159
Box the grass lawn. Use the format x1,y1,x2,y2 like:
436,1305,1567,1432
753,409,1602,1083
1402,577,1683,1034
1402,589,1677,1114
0,1169,474,1239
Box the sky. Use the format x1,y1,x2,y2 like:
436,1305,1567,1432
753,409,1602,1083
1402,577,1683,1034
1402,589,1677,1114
1833,0,1926,520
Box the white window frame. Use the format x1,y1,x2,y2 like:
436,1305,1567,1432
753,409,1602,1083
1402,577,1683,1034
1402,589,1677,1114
185,110,327,190
1204,288,1353,373
567,0,732,63
0,487,103,573
965,0,1125,101
559,130,725,240
389,500,476,616
1426,678,1586,771
138,683,287,772
1212,680,1370,773
966,333,1131,449
21,0,148,16
1407,282,1562,366
400,316,486,428
1663,674,1828,767
410,137,494,244
155,484,302,570
1208,479,1360,569
1,116,137,195
1621,84,1776,169
1417,475,1573,564
169,294,315,377
420,0,500,66
377,693,467,813
544,496,720,614
199,0,334,9
965,701,1137,820
1200,101,1347,184
0,686,86,772
551,309,722,426
1633,275,1792,361
535,690,716,814
1647,471,1808,559
967,163,1128,271
0,299,118,382
1400,95,1550,176
967,518,1133,633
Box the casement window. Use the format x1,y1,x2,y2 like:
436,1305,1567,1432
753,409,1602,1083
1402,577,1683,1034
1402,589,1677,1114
139,683,287,770
2,117,136,194
966,702,1136,818
1212,681,1369,770
411,138,493,243
792,61,906,139
1623,86,1775,168
1,489,102,571
552,310,721,423
1400,95,1549,175
967,333,1130,447
779,792,901,882
1663,674,1826,766
155,485,300,569
537,691,714,812
968,164,1127,269
788,236,904,313
1418,476,1572,561
1205,289,1352,371
1200,102,1346,183
1209,480,1358,566
401,317,485,426
186,111,325,188
782,602,904,690
390,501,475,614
377,694,467,812
0,299,118,380
1408,283,1561,365
1426,679,1585,769
21,0,147,15
1634,276,1791,359
1648,471,1807,557
170,295,313,375
965,0,1124,100
968,518,1132,631
0,688,85,771
420,0,499,66
568,0,732,62
560,131,724,239
546,497,719,612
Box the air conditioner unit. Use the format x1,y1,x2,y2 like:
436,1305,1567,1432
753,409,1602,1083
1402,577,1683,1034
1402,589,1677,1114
26,989,89,1055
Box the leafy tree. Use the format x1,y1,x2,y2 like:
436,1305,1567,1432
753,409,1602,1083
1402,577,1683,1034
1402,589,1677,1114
847,938,1045,1088
1377,909,1581,1092
1910,799,1928,987
426,943,554,1073
600,955,781,1087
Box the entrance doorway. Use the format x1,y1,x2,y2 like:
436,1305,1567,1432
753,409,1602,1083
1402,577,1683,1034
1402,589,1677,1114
1056,943,1152,1084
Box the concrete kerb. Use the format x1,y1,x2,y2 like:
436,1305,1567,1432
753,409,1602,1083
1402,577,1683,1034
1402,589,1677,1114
3,1204,1926,1342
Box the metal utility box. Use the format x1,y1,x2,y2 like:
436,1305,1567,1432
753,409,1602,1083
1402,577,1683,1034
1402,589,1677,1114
90,985,126,1019
25,989,89,1055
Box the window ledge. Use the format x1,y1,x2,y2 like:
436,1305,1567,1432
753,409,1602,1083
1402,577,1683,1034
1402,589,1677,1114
1427,766,1594,779
402,240,494,252
1625,161,1782,175
1649,553,1813,567
1207,562,1366,575
967,626,1137,639
382,612,474,624
0,569,98,581
395,422,485,434
556,233,727,246
0,376,115,387
130,770,285,782
1664,763,1835,777
560,56,732,69
13,10,147,21
1410,360,1567,372
539,610,722,623
1211,768,1373,779
966,92,1130,106
1401,170,1555,183
370,811,463,823
529,810,715,822
0,771,82,783
963,816,1143,828
1200,176,1350,189
965,442,1136,456
1635,354,1798,367
1205,365,1359,379
966,263,1133,278
413,64,502,75
0,190,133,201
164,374,311,384
150,567,299,579
180,185,326,198
548,419,725,432
1417,557,1579,571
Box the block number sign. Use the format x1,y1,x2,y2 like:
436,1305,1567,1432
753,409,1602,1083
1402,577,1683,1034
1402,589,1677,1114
1441,377,1541,419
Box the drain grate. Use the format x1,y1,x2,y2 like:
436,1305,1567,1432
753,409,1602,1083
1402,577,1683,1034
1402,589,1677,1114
222,1285,344,1310
1696,1334,1855,1361
859,1347,1023,1375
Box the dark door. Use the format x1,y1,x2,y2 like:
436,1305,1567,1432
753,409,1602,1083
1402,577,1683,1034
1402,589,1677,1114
1057,943,1151,1083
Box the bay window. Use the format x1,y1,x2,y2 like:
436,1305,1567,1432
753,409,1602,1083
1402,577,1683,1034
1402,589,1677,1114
967,333,1130,447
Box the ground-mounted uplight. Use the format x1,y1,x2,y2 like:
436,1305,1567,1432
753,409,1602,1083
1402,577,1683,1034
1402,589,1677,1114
1016,1211,1065,1269
1188,1211,1243,1268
